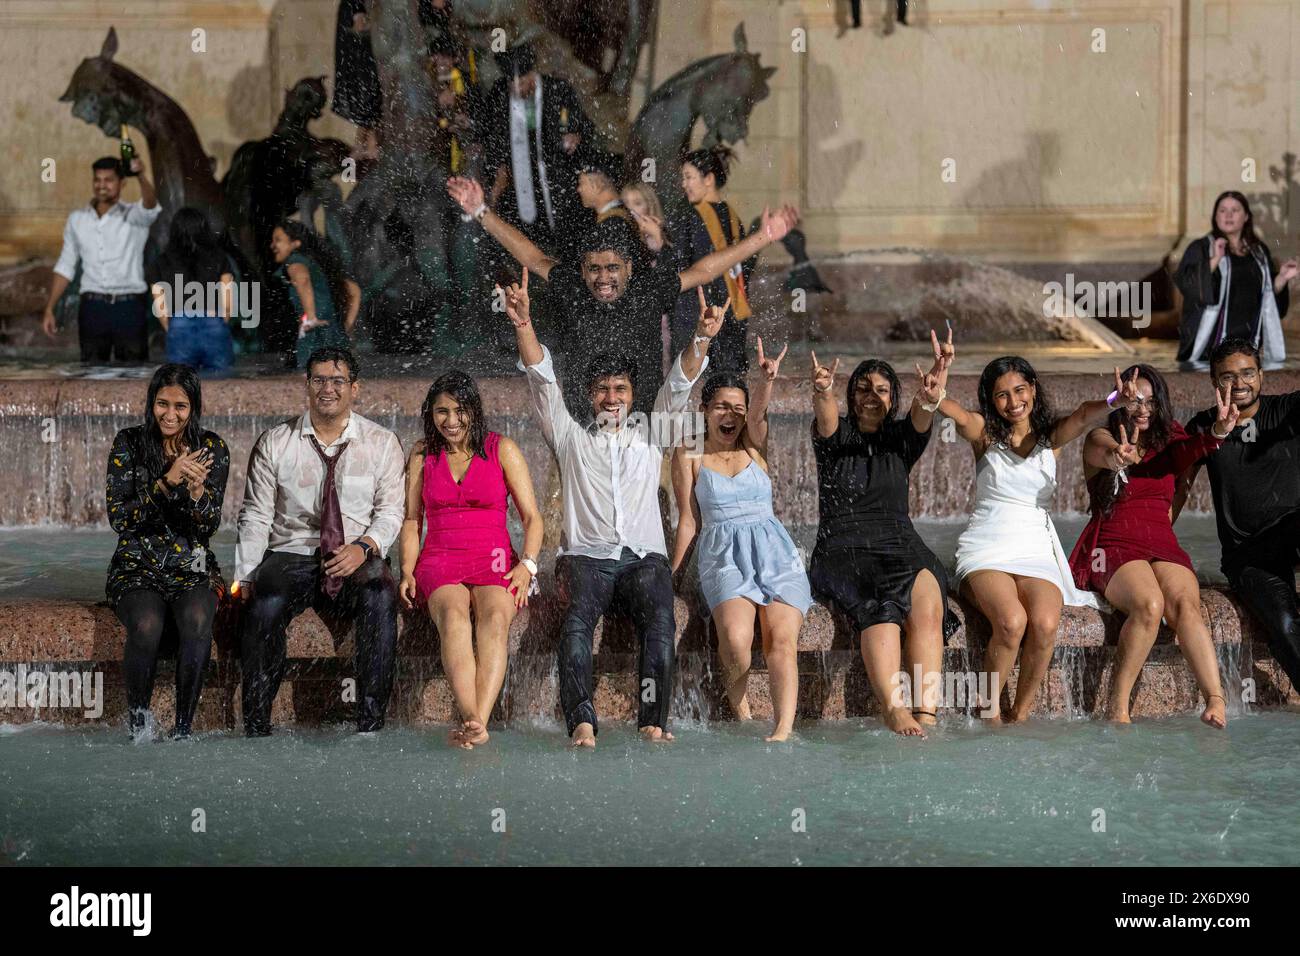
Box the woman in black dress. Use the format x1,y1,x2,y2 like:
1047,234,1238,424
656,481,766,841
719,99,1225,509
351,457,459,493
106,364,230,737
808,335,959,737
1175,190,1297,368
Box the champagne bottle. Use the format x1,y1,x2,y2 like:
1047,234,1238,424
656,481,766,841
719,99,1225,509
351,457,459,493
119,124,137,177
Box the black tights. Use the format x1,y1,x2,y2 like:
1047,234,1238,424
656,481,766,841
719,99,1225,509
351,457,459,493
1226,512,1300,693
116,586,217,735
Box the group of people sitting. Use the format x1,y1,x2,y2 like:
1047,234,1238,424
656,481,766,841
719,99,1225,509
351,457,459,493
105,260,1300,744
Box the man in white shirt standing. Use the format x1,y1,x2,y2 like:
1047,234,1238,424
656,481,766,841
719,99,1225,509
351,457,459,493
43,155,161,362
231,345,406,736
499,268,723,747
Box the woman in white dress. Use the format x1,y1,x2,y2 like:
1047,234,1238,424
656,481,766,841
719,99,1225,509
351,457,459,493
934,330,1137,721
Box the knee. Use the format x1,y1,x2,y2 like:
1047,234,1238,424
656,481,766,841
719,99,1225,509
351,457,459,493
990,607,1028,643
1025,613,1060,651
764,628,798,661
124,611,166,649
1130,593,1164,625
431,597,471,630
1165,594,1202,629
359,578,398,616
476,604,512,637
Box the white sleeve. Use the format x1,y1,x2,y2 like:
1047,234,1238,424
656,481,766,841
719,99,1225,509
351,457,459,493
517,345,577,452
52,214,80,282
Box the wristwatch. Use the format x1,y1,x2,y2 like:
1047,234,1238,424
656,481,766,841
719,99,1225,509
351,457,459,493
356,540,374,559
521,556,538,576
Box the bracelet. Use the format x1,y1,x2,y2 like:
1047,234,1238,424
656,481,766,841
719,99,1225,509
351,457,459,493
1105,389,1120,409
813,381,832,394
692,333,711,358
472,202,487,222
919,387,946,413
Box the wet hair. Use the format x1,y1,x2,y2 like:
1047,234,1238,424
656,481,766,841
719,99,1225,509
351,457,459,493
157,207,228,286
92,156,123,177
846,359,902,423
420,370,487,461
701,372,750,440
140,363,203,477
682,145,736,189
1209,337,1260,373
580,219,636,262
586,352,638,395
977,356,1056,450
274,219,354,324
1210,191,1265,254
306,345,359,381
1091,364,1174,517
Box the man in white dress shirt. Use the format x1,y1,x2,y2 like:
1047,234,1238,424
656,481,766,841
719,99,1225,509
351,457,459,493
232,345,405,735
43,156,160,362
499,268,723,747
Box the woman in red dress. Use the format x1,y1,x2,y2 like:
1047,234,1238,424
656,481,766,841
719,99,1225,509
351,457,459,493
398,371,544,748
1068,365,1237,728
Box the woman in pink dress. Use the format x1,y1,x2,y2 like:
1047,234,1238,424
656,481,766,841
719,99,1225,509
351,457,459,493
399,371,544,748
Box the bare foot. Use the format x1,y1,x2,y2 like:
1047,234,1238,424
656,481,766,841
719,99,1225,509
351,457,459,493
461,718,489,746
1107,707,1132,724
882,707,927,738
734,697,753,721
765,724,793,742
913,710,937,727
639,725,675,742
1201,696,1227,729
446,727,474,749
570,722,596,748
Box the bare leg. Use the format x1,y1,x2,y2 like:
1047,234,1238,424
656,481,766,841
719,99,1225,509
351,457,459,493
1102,561,1165,722
712,597,758,720
963,570,1026,722
1152,562,1226,729
464,584,518,746
860,621,925,737
430,584,476,747
758,600,803,741
1009,577,1063,721
903,569,945,726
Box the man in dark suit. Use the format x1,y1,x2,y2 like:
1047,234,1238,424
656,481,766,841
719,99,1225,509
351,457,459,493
480,41,594,259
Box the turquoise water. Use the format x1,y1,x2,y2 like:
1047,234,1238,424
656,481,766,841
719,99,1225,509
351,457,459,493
0,516,1229,602
0,714,1296,866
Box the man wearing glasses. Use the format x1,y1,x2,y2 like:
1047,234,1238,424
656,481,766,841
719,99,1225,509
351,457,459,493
1176,338,1300,693
232,346,405,735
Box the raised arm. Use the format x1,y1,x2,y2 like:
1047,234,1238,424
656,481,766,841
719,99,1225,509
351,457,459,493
1053,367,1139,448
1082,423,1142,473
397,444,426,610
501,267,575,450
909,327,953,434
669,447,700,575
449,175,555,281
746,336,787,451
677,204,799,292
810,350,840,438
677,287,725,385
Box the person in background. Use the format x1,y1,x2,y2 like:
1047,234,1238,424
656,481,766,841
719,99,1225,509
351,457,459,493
399,371,544,749
148,207,237,377
1175,190,1297,369
671,335,811,742
232,346,405,736
269,220,360,369
622,180,675,374
447,174,797,416
575,146,633,226
480,41,593,258
1175,338,1300,698
499,266,719,747
43,155,161,362
1067,365,1236,728
106,364,230,738
674,146,755,374
808,341,958,738
332,0,382,163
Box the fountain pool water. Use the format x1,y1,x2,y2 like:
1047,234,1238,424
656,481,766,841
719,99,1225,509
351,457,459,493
0,714,1296,866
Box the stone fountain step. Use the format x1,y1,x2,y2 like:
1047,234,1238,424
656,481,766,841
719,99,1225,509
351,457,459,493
0,589,1295,729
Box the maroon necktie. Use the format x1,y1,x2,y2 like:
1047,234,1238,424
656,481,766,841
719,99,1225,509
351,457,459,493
308,435,349,598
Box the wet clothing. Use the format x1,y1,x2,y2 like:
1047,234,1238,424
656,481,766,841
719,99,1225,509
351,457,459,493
808,415,960,639
1186,391,1300,689
117,586,217,736
275,251,350,368
671,200,754,373
1068,422,1222,594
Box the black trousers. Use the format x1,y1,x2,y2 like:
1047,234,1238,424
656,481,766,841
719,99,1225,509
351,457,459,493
78,294,149,363
1225,511,1300,692
240,551,398,735
116,585,217,734
556,548,676,735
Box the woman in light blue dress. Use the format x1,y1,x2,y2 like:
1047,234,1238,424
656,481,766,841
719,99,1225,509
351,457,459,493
671,338,811,741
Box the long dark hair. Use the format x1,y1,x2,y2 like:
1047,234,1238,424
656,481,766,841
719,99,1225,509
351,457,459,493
156,206,229,288
140,364,204,476
846,359,902,424
420,370,487,461
275,219,352,319
1211,191,1265,255
977,356,1056,449
1091,363,1174,516
682,145,736,189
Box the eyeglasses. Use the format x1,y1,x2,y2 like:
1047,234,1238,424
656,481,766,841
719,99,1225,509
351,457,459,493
309,375,352,390
1123,398,1155,412
1214,369,1258,388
